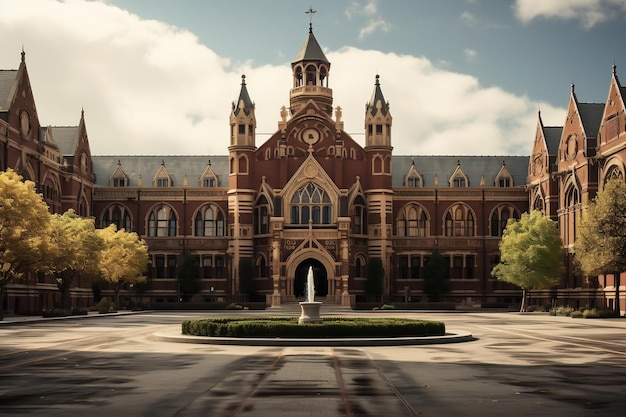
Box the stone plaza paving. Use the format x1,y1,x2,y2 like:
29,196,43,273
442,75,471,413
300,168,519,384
1,307,625,416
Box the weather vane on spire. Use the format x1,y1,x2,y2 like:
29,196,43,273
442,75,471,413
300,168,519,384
306,6,316,31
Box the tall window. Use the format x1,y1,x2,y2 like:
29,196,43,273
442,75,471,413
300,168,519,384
290,182,332,225
397,204,429,237
352,196,367,235
148,205,177,237
490,205,520,237
254,196,270,234
444,204,475,237
194,205,225,237
101,204,132,232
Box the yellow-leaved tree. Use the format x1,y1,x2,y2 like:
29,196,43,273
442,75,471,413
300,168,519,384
0,169,51,320
47,210,104,309
96,225,149,309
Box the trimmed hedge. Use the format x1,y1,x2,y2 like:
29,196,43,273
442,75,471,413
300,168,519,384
181,317,445,338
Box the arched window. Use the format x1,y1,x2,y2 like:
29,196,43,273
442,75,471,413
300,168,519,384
396,204,429,237
255,255,268,278
194,205,225,237
564,185,580,245
605,165,624,183
533,195,545,213
444,204,475,237
490,205,520,237
352,196,367,235
101,204,132,232
148,205,177,237
254,195,270,234
290,182,332,225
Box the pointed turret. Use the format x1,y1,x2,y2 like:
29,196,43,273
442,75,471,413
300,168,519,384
289,23,333,116
229,74,256,148
365,75,392,149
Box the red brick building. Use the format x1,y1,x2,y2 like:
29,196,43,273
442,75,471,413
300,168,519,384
1,26,625,314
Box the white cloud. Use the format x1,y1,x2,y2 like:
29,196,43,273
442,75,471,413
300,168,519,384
345,0,390,39
0,0,564,158
464,48,478,61
514,0,626,29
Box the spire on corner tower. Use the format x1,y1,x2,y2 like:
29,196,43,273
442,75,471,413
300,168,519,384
229,74,256,148
365,74,392,149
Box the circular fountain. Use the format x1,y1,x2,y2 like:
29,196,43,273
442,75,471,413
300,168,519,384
298,266,322,324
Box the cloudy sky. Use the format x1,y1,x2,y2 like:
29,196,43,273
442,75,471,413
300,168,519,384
1,0,625,156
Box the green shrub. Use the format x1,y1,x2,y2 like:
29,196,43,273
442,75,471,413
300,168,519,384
97,297,116,314
550,306,574,316
225,303,244,310
42,308,71,317
71,307,88,316
181,317,446,338
380,304,395,310
571,310,584,318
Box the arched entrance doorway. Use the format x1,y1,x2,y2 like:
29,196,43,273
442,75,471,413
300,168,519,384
294,259,328,299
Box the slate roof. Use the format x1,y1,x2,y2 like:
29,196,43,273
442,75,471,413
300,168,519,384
578,103,604,137
0,70,18,111
92,155,229,187
47,126,79,156
543,126,563,155
293,27,329,64
392,155,529,188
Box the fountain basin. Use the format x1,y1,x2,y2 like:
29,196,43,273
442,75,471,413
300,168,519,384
298,301,323,324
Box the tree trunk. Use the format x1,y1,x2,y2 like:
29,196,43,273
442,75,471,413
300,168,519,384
0,285,5,321
520,288,527,312
615,272,621,316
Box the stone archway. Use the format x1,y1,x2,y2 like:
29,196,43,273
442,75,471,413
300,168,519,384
294,259,328,299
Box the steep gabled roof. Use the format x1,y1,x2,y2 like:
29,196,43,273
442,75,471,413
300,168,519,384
50,126,80,156
0,70,18,112
543,126,563,155
577,103,604,138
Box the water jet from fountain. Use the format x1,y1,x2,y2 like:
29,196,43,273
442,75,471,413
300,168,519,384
298,266,322,324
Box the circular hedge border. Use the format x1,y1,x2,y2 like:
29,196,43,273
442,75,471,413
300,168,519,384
181,317,445,338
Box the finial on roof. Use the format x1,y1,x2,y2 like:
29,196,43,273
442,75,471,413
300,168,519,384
375,74,380,85
161,159,165,166
241,74,246,85
117,160,121,166
411,158,415,166
457,159,461,166
502,160,506,166
208,159,211,166
21,46,25,63
613,63,617,75
571,83,575,93
306,7,316,32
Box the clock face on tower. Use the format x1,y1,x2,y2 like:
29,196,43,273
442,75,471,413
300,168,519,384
301,128,320,145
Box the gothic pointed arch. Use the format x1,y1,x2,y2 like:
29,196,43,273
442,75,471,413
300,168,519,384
147,203,178,237
100,203,133,232
489,204,521,237
193,203,226,237
443,203,475,236
396,203,430,237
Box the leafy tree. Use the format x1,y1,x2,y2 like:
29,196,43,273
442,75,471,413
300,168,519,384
0,169,51,320
575,179,626,315
96,225,149,308
365,257,384,298
491,210,564,312
47,210,103,309
238,258,254,299
423,252,449,302
178,254,200,301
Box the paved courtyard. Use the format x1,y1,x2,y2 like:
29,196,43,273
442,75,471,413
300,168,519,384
1,307,625,416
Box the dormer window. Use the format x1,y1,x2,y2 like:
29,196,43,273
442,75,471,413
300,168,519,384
110,161,129,187
495,162,514,188
153,162,172,187
453,176,466,187
404,162,423,187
